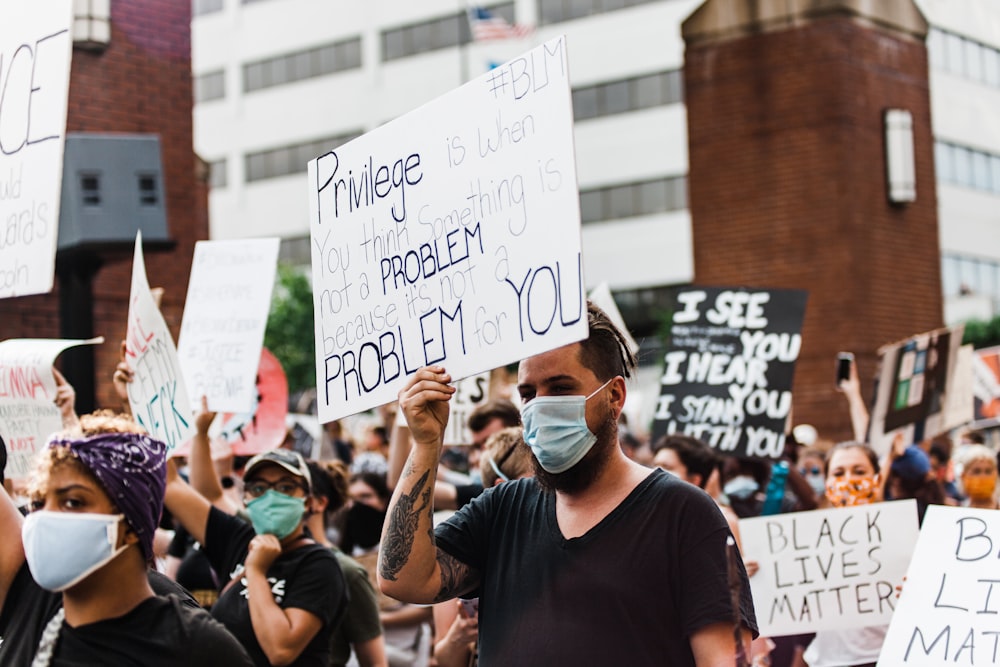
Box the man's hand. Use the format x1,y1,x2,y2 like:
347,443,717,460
398,366,455,447
113,341,134,408
196,396,217,436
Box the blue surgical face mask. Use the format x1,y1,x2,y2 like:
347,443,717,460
723,475,760,500
22,511,128,592
246,489,306,539
522,379,612,474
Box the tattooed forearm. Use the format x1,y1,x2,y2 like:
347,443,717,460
433,550,481,602
379,469,432,581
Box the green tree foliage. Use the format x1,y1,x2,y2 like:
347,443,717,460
963,314,1000,349
264,265,315,395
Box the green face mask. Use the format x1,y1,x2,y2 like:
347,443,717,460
246,490,305,539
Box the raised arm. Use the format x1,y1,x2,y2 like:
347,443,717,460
52,368,80,431
837,354,869,443
0,481,25,613
377,366,480,604
187,397,238,514
162,457,213,547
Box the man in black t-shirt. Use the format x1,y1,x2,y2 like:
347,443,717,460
379,302,758,666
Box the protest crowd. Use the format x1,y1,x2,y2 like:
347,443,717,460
3,6,1000,667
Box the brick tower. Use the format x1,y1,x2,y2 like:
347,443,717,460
682,0,942,442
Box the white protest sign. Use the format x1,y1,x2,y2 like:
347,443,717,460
0,337,103,480
444,371,491,446
308,36,585,423
740,500,919,636
878,505,1000,666
177,238,279,413
125,232,195,450
0,1,73,298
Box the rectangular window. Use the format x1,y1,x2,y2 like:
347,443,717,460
927,29,945,70
243,37,362,93
137,174,159,206
578,175,687,223
537,0,658,25
208,159,227,189
381,3,514,61
953,145,973,186
945,32,965,74
934,141,953,183
244,131,362,183
193,0,223,16
972,150,991,190
572,69,683,121
194,69,226,103
965,39,983,82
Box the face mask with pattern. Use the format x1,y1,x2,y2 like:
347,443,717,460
964,475,997,501
825,476,878,507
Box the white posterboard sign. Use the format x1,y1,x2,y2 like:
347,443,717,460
443,371,491,446
0,336,103,480
177,238,280,413
878,505,1000,666
740,500,919,637
308,36,586,423
125,232,195,450
0,1,73,298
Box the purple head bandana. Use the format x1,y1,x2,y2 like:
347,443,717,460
47,432,167,562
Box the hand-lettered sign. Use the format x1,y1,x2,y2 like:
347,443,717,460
740,500,919,637
0,1,73,298
0,337,103,480
878,505,1000,666
308,36,585,423
177,238,279,413
125,232,195,450
650,287,808,458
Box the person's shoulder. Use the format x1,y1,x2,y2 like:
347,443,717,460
644,468,724,509
162,595,254,664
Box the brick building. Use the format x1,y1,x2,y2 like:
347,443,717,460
683,1,942,439
0,1,206,412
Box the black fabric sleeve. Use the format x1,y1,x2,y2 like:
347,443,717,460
674,490,758,639
202,506,254,583
166,523,191,559
453,483,485,509
435,480,510,569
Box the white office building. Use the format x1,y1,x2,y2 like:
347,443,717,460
192,0,1000,336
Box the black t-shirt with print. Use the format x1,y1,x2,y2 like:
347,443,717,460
204,507,346,667
0,563,252,667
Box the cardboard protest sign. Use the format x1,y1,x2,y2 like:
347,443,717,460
177,238,279,413
125,232,195,451
740,500,918,637
443,371,491,446
0,337,103,479
972,344,1000,426
650,287,808,458
308,36,585,423
878,505,1000,666
868,325,965,456
0,1,73,298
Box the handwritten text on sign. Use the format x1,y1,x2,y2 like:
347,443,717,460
879,505,1000,666
0,0,73,298
0,337,102,480
125,232,194,450
177,238,279,413
308,36,586,422
651,287,808,458
740,500,918,636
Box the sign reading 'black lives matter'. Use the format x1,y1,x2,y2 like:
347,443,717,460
651,287,808,459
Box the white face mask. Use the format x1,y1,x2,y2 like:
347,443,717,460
521,379,611,474
22,511,128,592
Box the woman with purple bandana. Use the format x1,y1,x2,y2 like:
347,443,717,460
0,410,252,667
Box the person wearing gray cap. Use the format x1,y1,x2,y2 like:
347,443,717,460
165,441,347,667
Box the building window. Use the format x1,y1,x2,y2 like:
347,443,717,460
73,0,111,50
942,253,1000,311
244,131,362,183
928,27,1000,90
193,0,224,16
80,173,101,206
194,70,226,103
537,0,659,26
208,159,228,188
579,175,687,223
936,141,1000,196
243,38,362,93
572,70,683,121
380,3,514,61
137,174,159,206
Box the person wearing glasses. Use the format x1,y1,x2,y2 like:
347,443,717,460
164,439,347,667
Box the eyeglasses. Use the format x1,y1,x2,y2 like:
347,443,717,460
244,479,307,499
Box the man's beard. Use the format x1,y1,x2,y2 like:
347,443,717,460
533,411,618,495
